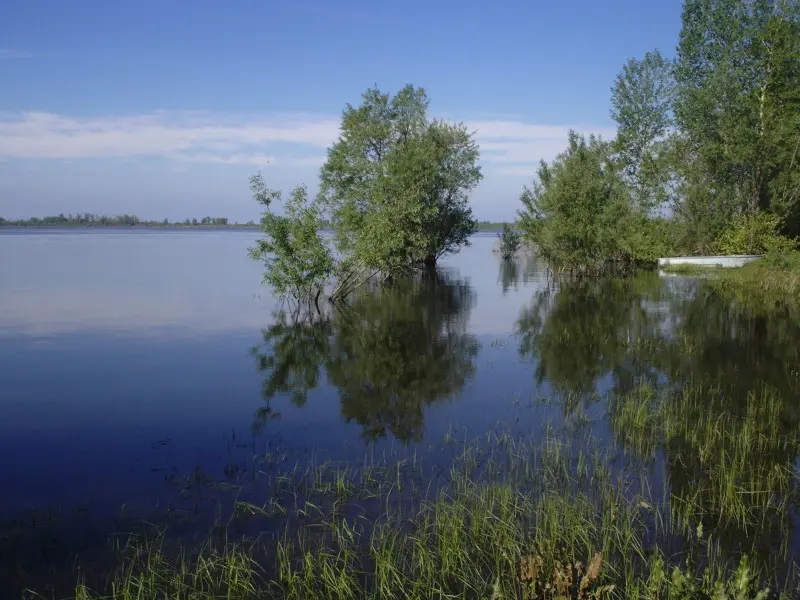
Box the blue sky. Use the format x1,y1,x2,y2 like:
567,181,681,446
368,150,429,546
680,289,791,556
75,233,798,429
0,0,684,222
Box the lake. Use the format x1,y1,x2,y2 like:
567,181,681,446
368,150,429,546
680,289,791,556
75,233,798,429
1,229,799,597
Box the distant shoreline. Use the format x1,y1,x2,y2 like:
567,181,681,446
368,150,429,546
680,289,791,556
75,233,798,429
0,223,261,230
0,224,505,232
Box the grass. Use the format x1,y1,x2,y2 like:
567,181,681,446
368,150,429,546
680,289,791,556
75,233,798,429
712,251,800,298
662,251,800,299
30,409,797,600
611,384,800,541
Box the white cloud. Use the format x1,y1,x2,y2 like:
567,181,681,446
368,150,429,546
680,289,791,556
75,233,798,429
467,120,617,172
0,111,338,166
0,110,614,173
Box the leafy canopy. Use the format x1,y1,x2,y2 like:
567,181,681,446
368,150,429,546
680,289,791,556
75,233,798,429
610,49,676,212
518,132,658,276
319,85,482,273
674,0,800,229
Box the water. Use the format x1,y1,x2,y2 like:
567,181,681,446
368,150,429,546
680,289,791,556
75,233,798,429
1,228,799,594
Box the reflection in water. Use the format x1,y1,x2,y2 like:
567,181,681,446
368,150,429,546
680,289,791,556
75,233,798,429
498,259,520,295
497,254,540,296
515,274,800,570
252,270,479,442
515,273,666,403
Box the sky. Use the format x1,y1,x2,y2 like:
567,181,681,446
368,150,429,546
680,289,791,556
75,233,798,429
0,0,684,222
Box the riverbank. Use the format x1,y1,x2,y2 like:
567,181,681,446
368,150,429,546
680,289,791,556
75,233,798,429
713,251,800,295
663,251,799,294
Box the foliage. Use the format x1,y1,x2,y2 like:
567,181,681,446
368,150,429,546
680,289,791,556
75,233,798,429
714,211,799,256
530,0,800,259
497,222,521,259
518,131,655,276
248,174,334,301
674,0,800,234
610,49,676,212
319,85,481,273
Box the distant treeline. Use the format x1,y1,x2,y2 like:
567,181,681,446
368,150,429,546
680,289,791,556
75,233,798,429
0,213,508,230
0,213,251,227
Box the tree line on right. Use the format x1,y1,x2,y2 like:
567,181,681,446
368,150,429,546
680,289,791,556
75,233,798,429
517,0,800,276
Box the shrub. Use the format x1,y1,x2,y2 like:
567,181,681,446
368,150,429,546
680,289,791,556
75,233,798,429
713,212,798,256
497,223,521,260
248,175,334,302
517,131,661,276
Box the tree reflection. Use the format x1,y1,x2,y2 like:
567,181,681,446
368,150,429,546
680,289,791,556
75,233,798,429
515,273,665,403
517,273,800,569
251,270,478,442
498,259,520,295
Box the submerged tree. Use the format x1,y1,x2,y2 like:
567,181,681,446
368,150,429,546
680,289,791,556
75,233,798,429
248,174,334,306
497,223,521,260
517,132,656,276
319,85,482,274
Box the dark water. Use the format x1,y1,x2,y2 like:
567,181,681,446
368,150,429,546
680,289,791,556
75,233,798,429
1,229,799,594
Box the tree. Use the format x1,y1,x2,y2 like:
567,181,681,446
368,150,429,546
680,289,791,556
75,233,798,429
674,0,800,232
497,223,521,259
517,131,648,276
319,85,482,274
610,49,676,212
248,174,334,305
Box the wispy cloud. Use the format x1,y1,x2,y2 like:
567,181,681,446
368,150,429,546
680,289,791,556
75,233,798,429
0,111,339,166
0,110,614,172
0,48,31,59
467,120,617,176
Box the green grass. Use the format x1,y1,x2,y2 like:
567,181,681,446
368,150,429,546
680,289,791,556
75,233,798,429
611,383,800,539
42,412,797,600
713,251,800,297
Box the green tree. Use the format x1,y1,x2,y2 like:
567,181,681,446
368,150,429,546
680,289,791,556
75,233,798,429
517,131,649,275
497,223,521,260
319,85,482,274
610,49,675,212
248,174,334,304
674,0,800,234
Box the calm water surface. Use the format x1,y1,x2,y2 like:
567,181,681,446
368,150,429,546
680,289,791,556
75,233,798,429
1,228,799,593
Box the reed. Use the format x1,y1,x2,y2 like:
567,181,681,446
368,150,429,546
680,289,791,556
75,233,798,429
54,420,796,600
